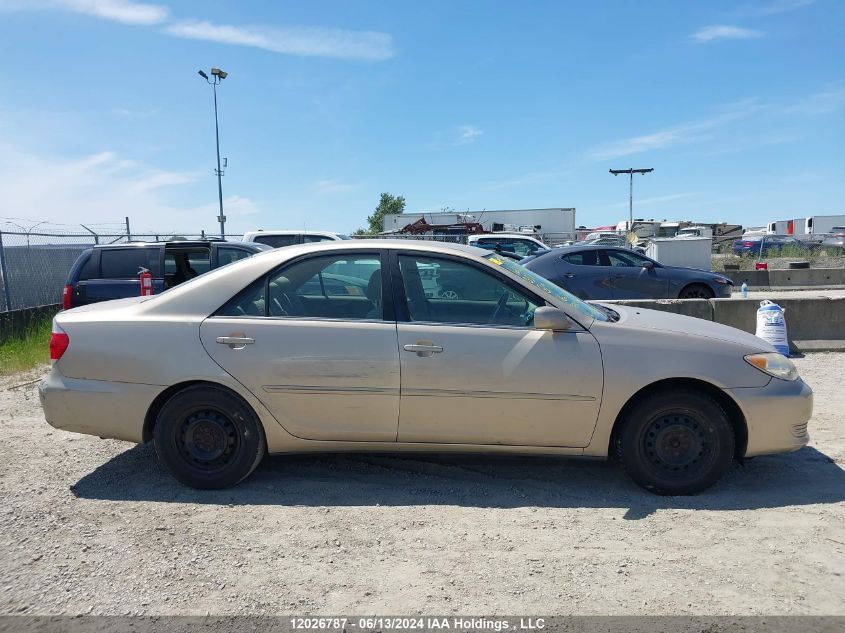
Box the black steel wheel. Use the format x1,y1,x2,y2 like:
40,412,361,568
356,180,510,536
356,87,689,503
619,388,734,495
678,284,715,299
154,385,266,489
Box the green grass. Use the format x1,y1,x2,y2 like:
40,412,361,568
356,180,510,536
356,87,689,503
0,318,52,376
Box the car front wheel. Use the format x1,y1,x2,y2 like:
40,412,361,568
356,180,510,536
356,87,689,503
678,283,714,299
153,385,266,489
619,389,735,495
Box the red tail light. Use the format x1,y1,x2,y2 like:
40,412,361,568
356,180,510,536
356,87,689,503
62,284,73,310
741,241,755,247
50,322,69,362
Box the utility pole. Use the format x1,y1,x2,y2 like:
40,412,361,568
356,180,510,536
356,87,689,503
609,168,654,247
198,68,228,239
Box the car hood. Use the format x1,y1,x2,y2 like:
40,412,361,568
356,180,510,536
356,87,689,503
598,303,774,352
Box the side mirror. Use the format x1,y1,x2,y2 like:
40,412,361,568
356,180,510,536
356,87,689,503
534,306,576,331
642,260,655,270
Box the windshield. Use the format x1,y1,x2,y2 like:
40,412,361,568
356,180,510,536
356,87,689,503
485,254,609,323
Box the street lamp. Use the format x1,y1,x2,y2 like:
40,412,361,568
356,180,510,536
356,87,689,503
5,220,46,247
609,168,654,247
198,67,228,238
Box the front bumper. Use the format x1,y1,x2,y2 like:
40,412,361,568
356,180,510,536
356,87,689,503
39,368,159,443
728,377,813,457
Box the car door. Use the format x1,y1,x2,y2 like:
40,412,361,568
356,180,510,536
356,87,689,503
77,245,165,304
200,250,400,442
602,249,670,299
554,249,615,299
393,252,603,448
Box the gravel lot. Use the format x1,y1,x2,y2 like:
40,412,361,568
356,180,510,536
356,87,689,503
1,355,843,616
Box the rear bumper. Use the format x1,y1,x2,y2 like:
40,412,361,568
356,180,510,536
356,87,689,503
39,369,157,443
728,378,813,457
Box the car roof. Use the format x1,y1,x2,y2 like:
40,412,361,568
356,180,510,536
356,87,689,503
92,240,247,249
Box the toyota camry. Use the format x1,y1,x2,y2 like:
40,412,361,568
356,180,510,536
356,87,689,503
40,240,812,495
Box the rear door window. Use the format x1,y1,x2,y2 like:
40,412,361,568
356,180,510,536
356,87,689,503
562,251,601,266
99,248,161,279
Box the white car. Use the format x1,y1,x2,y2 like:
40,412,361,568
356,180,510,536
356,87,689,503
242,230,350,249
467,234,548,258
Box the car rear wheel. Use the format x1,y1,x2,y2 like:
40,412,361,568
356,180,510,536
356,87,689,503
619,389,734,495
153,385,266,489
678,283,714,299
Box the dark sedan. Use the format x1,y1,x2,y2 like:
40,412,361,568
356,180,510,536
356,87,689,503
522,245,733,300
732,235,820,257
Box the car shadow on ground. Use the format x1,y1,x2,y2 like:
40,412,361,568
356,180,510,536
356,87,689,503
70,444,845,519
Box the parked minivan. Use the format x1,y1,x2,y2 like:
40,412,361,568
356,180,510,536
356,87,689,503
62,240,269,309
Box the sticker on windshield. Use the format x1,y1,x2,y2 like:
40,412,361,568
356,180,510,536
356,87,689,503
488,257,503,265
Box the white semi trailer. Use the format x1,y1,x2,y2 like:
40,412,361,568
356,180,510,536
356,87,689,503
804,215,845,236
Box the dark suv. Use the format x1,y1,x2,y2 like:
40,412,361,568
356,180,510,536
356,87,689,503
63,240,270,309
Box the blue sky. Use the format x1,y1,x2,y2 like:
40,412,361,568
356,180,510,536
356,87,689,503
0,0,842,235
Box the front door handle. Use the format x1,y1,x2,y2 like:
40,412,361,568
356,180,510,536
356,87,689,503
403,342,443,357
563,273,576,278
216,335,255,349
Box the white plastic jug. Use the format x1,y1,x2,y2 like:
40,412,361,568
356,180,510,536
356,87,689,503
755,300,789,357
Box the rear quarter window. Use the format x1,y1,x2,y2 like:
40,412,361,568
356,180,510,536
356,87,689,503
99,248,161,279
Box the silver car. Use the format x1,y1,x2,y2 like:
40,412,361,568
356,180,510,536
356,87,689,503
40,241,812,495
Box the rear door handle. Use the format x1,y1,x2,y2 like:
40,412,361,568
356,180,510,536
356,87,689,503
563,273,576,278
216,336,255,349
403,343,443,357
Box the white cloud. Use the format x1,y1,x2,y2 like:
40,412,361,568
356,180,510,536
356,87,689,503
313,179,359,194
754,0,814,16
51,0,169,25
691,25,763,43
163,20,395,61
589,102,761,161
781,83,845,116
0,142,258,234
455,124,483,145
0,2,395,61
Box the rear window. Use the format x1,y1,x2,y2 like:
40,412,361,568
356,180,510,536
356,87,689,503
303,234,336,243
77,251,99,281
99,248,161,279
253,235,299,248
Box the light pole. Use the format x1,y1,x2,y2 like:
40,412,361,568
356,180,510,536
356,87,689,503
6,220,46,247
198,68,228,238
609,168,653,247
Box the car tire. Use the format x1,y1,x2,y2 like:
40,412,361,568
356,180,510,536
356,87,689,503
678,283,714,299
153,385,266,489
619,389,735,495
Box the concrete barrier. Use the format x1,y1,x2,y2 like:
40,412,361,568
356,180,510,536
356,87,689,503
724,268,845,289
605,297,845,349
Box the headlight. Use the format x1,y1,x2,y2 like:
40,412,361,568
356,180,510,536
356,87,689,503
744,353,799,381
714,277,731,285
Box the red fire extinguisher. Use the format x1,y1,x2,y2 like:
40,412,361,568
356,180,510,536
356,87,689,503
138,267,154,296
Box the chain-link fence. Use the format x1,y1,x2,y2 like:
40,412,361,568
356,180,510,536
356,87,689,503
0,227,578,312
0,230,245,312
